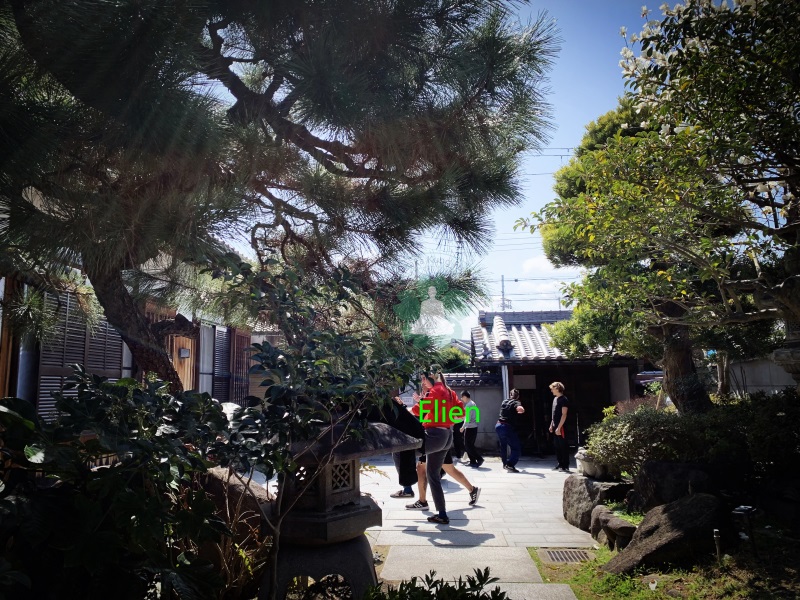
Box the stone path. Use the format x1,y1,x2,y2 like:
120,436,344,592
361,455,593,599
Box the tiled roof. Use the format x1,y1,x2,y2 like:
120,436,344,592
478,310,572,326
447,338,471,354
442,372,502,387
472,312,609,364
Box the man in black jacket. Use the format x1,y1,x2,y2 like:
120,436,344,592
495,389,525,473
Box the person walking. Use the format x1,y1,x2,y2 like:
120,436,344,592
405,449,480,510
549,381,571,472
496,388,525,473
409,372,464,524
461,391,483,467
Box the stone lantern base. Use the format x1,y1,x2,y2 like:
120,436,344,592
258,534,376,600
262,496,381,545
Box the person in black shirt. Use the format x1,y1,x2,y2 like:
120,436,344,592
495,388,525,472
549,382,571,472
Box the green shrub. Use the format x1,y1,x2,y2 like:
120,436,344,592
584,406,704,477
0,368,245,600
584,388,800,483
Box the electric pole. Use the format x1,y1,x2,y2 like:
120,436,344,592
500,275,512,311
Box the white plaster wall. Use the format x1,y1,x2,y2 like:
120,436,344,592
459,387,502,451
729,359,795,394
609,367,631,403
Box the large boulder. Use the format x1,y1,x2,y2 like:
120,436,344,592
603,493,724,574
563,475,633,531
634,461,712,511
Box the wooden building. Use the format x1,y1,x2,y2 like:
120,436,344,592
0,277,251,420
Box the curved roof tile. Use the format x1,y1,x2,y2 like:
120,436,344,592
472,313,610,364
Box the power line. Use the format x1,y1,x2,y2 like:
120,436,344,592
484,276,580,282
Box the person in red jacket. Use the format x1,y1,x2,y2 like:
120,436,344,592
411,372,464,524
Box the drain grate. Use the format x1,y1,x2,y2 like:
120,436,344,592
544,549,591,564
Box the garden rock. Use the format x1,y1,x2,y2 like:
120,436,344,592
602,517,637,550
625,489,647,513
603,493,723,574
563,474,633,531
634,461,711,510
203,466,273,540
590,504,614,538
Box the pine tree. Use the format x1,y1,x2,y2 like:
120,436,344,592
1,0,559,389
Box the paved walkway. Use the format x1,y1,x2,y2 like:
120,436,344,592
361,454,592,599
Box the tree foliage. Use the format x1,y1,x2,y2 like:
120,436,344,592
520,0,797,409
618,0,800,323
1,0,559,387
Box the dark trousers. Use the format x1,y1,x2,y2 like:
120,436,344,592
495,422,521,467
392,449,418,487
425,426,453,513
554,433,570,469
464,427,482,464
452,421,465,459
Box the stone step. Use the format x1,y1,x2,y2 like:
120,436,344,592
379,546,542,583
493,583,579,599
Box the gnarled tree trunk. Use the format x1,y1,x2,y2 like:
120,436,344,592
716,351,730,396
85,265,186,392
660,322,712,414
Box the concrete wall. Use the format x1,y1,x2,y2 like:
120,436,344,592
447,385,502,451
609,367,631,403
729,358,796,394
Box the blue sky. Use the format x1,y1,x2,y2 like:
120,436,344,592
428,0,654,340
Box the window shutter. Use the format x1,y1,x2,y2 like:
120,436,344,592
212,326,231,403
37,291,123,420
230,329,251,407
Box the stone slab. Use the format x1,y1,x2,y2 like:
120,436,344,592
374,529,507,546
493,583,579,599
380,546,542,583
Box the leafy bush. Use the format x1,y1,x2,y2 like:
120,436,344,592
0,259,436,600
584,388,800,484
584,406,702,477
365,568,509,600
0,368,248,600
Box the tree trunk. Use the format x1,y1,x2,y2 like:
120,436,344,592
85,265,185,392
716,351,730,396
661,323,712,414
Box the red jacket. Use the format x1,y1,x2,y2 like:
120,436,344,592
412,382,465,429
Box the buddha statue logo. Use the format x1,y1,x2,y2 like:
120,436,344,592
395,281,462,346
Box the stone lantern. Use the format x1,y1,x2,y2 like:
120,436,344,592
260,421,421,599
